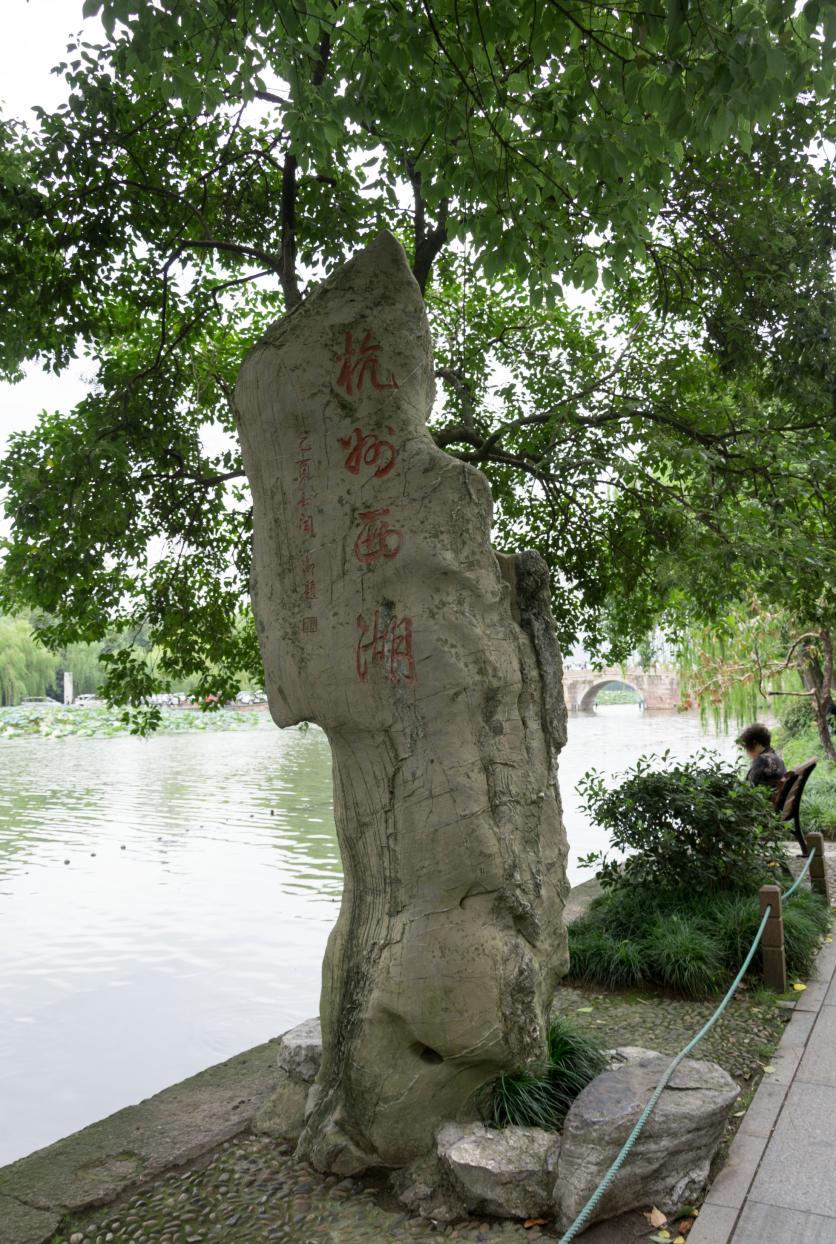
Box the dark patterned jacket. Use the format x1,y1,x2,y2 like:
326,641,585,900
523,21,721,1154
746,747,787,789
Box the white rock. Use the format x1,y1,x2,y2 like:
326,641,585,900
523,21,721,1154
556,1048,738,1231
276,1017,322,1084
438,1121,560,1219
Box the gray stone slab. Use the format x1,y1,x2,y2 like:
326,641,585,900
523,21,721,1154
687,1202,739,1244
792,977,831,1011
0,1194,59,1244
736,1078,789,1141
703,1130,767,1210
731,1199,836,1243
0,1037,281,1219
775,1006,816,1049
825,968,836,1007
745,1081,836,1216
757,1040,802,1088
810,937,836,984
796,1003,836,1088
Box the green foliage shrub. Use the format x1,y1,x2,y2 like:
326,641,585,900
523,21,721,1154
489,1016,607,1132
777,697,817,741
577,749,786,897
568,886,831,997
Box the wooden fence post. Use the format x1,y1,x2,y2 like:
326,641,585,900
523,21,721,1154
759,884,787,994
806,832,830,903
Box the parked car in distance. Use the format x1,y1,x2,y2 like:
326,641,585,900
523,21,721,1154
235,691,254,705
74,694,102,706
20,697,63,708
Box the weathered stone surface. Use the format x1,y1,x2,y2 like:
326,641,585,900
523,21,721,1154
0,1193,60,1244
252,1068,309,1140
0,1039,279,1223
556,1048,739,1231
392,1148,467,1225
276,1017,322,1083
236,230,570,1173
438,1122,559,1219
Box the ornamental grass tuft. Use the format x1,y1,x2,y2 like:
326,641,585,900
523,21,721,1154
489,1016,607,1132
568,885,831,997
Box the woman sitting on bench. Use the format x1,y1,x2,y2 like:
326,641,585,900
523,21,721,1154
737,722,787,789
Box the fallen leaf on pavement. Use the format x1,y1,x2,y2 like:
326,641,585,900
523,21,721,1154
792,982,807,991
645,1207,667,1228
523,1220,546,1229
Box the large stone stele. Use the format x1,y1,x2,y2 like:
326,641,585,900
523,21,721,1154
555,1047,739,1231
235,231,570,1174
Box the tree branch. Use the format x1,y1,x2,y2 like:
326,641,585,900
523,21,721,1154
407,161,449,293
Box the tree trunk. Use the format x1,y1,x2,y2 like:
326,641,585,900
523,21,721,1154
235,232,570,1174
801,631,836,763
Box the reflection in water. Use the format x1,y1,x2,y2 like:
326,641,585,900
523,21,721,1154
0,707,734,1164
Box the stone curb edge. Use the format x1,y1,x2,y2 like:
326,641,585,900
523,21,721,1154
688,934,836,1244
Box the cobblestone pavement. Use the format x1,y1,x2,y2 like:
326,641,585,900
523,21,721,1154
52,1134,535,1244
51,982,790,1244
553,983,788,1084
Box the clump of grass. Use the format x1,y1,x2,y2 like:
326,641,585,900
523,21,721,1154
644,912,725,997
567,886,832,998
490,1017,607,1131
568,925,645,991
783,891,831,977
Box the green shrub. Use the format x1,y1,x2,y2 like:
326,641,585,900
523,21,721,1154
577,750,785,897
711,893,762,968
568,924,645,990
782,890,832,977
567,885,831,998
777,697,817,741
644,912,725,996
490,1017,607,1131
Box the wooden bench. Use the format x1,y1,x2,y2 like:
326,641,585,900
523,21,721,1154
771,758,817,856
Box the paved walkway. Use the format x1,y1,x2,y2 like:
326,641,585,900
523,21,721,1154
691,915,836,1243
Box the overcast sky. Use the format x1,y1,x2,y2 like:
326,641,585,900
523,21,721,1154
0,1,101,459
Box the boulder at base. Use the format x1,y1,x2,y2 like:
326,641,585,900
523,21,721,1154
438,1122,560,1220
556,1047,738,1231
253,1018,322,1141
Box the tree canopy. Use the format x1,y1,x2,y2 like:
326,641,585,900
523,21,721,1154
0,0,833,707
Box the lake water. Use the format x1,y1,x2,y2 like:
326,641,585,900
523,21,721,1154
0,706,736,1165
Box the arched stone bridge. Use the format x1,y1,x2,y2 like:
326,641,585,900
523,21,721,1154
563,666,680,713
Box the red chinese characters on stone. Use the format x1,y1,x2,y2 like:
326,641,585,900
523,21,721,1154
356,611,416,685
336,330,399,396
339,426,397,479
302,554,317,600
353,508,402,566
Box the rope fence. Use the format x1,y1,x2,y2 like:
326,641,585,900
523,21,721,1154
557,835,829,1243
